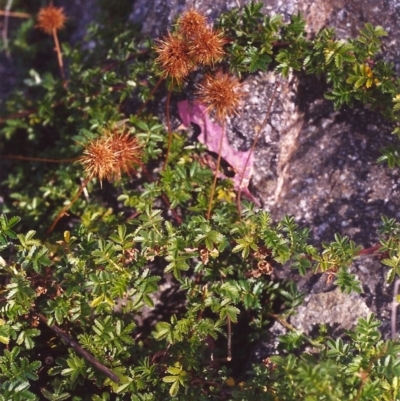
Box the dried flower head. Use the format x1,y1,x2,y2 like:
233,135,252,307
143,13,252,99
189,28,226,66
79,136,114,182
196,71,244,121
155,32,194,83
37,5,66,35
178,8,207,37
79,129,142,183
110,131,143,181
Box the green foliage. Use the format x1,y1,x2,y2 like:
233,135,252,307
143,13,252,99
0,215,20,251
1,1,400,400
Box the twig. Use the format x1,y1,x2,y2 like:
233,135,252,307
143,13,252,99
0,10,30,18
52,27,65,81
1,0,14,58
163,88,173,171
357,244,382,256
267,312,324,349
0,51,153,123
0,81,130,125
136,75,164,116
236,81,280,214
227,316,232,361
207,122,225,219
34,311,120,383
352,345,387,401
1,154,77,163
47,177,91,236
392,279,400,340
137,165,183,225
102,50,149,72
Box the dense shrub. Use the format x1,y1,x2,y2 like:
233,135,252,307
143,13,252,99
2,1,400,399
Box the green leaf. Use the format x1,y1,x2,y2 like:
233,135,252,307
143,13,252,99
220,305,240,323
154,322,173,342
168,380,180,397
41,388,71,401
90,295,105,308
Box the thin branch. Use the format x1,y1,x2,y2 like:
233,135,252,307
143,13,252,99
1,0,14,58
0,53,151,124
227,316,232,361
267,312,324,350
163,88,173,171
0,10,30,18
136,75,164,116
392,279,400,340
1,154,77,163
0,108,41,124
357,244,382,256
52,28,65,81
351,345,388,401
136,165,182,225
47,177,91,236
34,311,120,383
207,121,225,219
102,49,150,72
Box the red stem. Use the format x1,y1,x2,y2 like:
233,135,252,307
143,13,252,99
207,122,225,219
47,177,91,236
136,76,164,116
1,154,77,163
163,88,173,171
34,311,120,383
52,29,65,82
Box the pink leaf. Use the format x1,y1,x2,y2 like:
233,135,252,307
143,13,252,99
178,100,255,201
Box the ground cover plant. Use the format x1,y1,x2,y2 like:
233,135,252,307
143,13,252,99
2,1,400,399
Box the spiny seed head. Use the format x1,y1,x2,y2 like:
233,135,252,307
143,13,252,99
177,8,207,37
37,5,66,35
110,131,143,181
79,136,114,182
196,71,244,121
79,129,142,183
155,32,194,84
189,28,226,66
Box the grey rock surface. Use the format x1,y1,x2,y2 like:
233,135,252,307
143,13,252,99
290,287,372,333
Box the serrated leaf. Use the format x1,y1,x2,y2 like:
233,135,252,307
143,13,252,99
220,305,240,323
154,322,172,341
142,294,154,307
163,375,178,383
61,368,74,376
90,295,104,308
167,366,182,375
41,388,71,401
116,380,132,393
387,267,396,283
14,381,30,392
169,380,180,396
0,335,9,344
